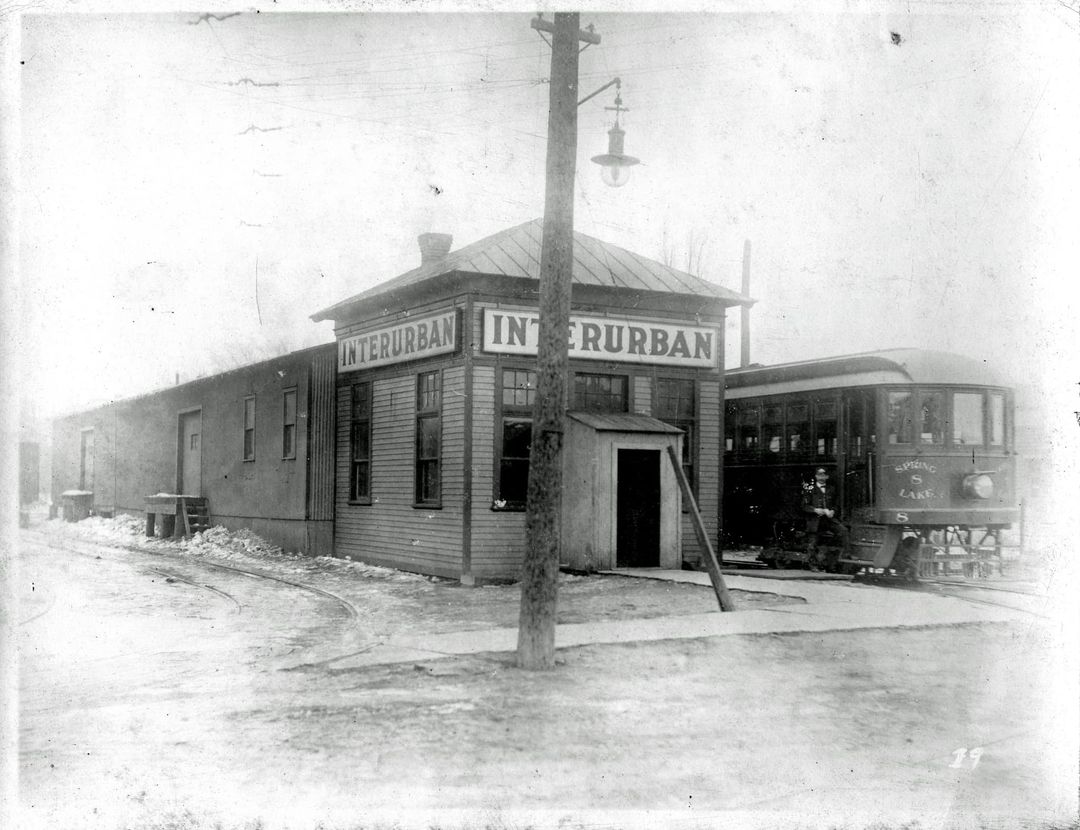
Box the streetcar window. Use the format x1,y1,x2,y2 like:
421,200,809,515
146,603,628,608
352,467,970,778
847,394,866,456
867,394,877,450
918,391,945,445
724,403,737,457
738,405,760,456
786,403,809,455
952,393,984,446
989,393,1005,446
763,405,783,455
815,400,837,459
887,392,913,444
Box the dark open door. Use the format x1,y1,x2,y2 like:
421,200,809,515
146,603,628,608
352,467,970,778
616,449,661,567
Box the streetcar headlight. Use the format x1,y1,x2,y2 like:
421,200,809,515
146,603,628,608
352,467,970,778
962,473,994,500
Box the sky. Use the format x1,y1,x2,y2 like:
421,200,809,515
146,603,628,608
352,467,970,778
8,2,1080,427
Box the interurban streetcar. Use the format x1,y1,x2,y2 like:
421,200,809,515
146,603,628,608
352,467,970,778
721,349,1019,578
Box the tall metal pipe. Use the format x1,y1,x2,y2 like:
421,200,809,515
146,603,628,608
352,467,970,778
740,239,751,368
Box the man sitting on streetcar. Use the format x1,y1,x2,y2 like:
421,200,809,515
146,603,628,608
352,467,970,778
801,467,848,571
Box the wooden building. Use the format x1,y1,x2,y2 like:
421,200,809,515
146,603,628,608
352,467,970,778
51,344,337,557
312,220,749,583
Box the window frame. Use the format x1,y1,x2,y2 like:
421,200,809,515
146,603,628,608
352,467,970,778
723,401,737,461
915,390,946,446
349,381,372,504
414,370,442,508
494,366,536,511
282,388,297,460
784,401,811,459
761,403,784,459
572,371,630,413
813,397,838,460
736,401,761,462
988,391,1006,448
654,375,698,497
951,390,986,448
887,390,915,445
243,396,256,462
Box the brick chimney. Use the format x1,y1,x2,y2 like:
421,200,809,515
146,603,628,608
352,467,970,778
418,233,453,266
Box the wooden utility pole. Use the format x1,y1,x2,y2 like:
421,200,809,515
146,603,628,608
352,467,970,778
516,13,594,670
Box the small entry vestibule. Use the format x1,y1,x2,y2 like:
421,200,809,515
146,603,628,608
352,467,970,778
561,412,684,572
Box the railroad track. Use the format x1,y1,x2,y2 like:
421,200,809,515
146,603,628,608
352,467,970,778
884,576,1057,621
18,530,368,661
145,566,245,614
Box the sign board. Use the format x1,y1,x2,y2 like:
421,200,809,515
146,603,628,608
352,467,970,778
481,308,719,369
338,310,458,373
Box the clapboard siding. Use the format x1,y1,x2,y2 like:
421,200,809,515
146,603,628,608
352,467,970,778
681,378,721,560
334,367,465,577
307,347,337,521
633,376,652,415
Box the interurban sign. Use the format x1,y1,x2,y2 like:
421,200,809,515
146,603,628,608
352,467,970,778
482,308,719,368
338,310,458,372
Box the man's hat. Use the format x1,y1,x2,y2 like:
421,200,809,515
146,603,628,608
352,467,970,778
814,467,828,475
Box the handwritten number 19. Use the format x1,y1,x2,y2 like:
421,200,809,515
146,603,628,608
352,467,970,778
950,747,983,769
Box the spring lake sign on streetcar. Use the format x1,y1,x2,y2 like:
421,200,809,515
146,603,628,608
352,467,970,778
482,309,719,368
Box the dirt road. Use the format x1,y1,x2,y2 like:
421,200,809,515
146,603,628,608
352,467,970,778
16,525,1077,830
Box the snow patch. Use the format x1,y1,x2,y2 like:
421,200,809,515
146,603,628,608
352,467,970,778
41,514,430,584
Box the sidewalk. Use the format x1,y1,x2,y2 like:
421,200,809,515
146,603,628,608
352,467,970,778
326,568,1039,670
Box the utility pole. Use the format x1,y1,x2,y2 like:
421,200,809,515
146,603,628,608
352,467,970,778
517,13,598,670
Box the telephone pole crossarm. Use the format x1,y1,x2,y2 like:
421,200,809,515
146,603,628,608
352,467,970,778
530,15,601,45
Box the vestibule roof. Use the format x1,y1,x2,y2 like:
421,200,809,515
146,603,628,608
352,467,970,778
567,412,684,434
311,219,752,324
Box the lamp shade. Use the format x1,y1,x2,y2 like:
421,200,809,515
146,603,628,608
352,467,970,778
591,123,640,188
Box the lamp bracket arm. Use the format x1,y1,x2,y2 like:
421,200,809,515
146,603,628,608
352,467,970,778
577,77,621,108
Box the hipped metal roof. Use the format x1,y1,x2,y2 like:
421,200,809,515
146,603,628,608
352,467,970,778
311,219,752,323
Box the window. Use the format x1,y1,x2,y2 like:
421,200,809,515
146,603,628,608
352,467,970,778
350,382,372,502
762,405,783,456
282,389,297,459
656,378,696,488
243,397,256,461
415,371,441,505
989,393,1005,446
952,392,984,446
785,403,809,456
724,403,737,459
917,391,944,445
815,400,837,459
846,393,870,457
737,404,760,460
573,372,628,413
887,391,913,444
498,368,536,507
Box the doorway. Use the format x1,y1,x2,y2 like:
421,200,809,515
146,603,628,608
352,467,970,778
178,411,202,496
616,449,661,567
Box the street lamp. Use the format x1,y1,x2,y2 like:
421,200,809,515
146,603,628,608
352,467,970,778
591,89,640,188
